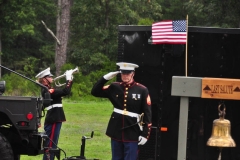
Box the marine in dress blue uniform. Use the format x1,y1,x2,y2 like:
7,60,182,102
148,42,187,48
36,67,74,160
91,62,152,160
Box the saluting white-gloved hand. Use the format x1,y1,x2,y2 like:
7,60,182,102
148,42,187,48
138,136,147,145
66,70,74,81
103,71,120,80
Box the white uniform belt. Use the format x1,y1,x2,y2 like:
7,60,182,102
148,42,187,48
113,108,139,118
45,104,63,110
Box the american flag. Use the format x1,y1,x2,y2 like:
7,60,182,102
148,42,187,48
152,20,187,44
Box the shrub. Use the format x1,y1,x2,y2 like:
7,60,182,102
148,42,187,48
1,73,40,96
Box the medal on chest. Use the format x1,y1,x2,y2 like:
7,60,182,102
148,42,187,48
132,94,141,100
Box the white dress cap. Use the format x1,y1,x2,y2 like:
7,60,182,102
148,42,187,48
116,62,139,71
35,67,53,78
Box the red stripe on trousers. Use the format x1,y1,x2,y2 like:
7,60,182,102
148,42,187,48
49,123,56,147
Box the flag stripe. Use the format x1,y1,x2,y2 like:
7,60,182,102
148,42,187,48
152,20,187,44
153,40,186,42
152,32,186,36
152,29,173,32
152,36,186,38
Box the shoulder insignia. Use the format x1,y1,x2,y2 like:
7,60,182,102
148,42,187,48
147,94,151,105
49,89,55,93
103,85,110,90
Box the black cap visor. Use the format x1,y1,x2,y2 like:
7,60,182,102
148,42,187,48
120,70,133,74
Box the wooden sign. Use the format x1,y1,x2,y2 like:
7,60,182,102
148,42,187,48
202,78,240,100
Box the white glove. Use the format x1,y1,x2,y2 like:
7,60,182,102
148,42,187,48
65,70,73,81
138,136,147,145
103,71,120,80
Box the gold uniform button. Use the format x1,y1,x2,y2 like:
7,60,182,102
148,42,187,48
116,95,118,97
126,88,128,90
125,95,127,98
124,104,126,106
126,91,128,94
124,100,127,102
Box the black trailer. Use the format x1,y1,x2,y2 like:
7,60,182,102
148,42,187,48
117,25,240,160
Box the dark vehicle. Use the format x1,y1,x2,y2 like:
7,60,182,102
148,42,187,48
0,65,51,160
117,25,240,160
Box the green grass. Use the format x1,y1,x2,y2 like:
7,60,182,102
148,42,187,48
21,100,113,160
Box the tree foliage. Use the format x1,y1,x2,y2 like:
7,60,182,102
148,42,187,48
69,0,162,75
157,0,188,20
185,0,240,27
0,0,56,75
0,0,240,98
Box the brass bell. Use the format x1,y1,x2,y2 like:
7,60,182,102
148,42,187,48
207,104,236,160
207,104,236,147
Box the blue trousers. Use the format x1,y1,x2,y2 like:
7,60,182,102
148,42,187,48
43,122,62,160
111,139,138,160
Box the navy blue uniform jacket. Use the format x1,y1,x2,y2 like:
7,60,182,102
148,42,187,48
91,77,152,142
42,80,73,125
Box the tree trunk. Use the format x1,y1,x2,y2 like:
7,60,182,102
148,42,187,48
55,0,72,76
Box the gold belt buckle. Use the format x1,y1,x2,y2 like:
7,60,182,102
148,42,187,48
123,109,128,115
